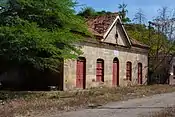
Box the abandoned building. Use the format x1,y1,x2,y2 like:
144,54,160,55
169,56,175,85
0,13,149,91
63,13,149,90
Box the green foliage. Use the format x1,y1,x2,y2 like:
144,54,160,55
0,0,89,72
77,7,97,18
126,23,175,76
77,7,112,18
125,24,171,56
77,4,131,23
118,3,131,23
96,10,112,16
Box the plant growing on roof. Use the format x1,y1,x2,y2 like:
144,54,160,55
118,3,131,23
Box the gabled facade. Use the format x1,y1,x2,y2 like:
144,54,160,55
63,13,149,90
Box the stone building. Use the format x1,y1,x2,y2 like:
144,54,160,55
0,13,149,91
169,57,175,85
63,13,149,90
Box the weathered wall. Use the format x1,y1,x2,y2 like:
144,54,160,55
104,23,128,46
170,57,175,75
64,41,148,90
169,57,175,85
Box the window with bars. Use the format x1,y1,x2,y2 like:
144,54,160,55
96,59,104,82
126,62,132,81
138,63,143,84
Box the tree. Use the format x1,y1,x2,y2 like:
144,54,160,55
96,10,112,15
125,23,171,84
126,7,175,84
118,3,131,23
77,7,97,18
133,8,146,24
149,7,175,83
0,0,89,72
152,7,175,63
132,9,147,48
77,7,112,18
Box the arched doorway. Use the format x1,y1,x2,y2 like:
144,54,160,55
96,59,104,82
138,63,143,84
113,58,119,86
76,57,86,89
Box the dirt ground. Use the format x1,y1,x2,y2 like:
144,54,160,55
0,85,175,117
50,92,175,117
143,107,175,117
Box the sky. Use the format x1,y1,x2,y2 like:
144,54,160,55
76,0,175,22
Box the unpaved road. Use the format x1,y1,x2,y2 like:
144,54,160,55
49,92,175,117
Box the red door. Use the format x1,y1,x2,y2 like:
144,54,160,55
113,59,119,86
96,60,104,82
126,62,132,81
138,63,142,84
76,58,86,89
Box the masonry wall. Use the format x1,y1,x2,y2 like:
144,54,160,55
169,57,175,75
64,41,148,90
169,57,175,85
104,22,128,46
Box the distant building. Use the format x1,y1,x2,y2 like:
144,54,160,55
169,57,175,85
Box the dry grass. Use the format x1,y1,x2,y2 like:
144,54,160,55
0,85,175,117
142,107,175,117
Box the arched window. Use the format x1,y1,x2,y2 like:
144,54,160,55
138,63,143,84
126,61,132,81
76,57,86,89
96,59,104,82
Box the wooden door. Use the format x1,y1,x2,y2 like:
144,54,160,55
76,58,86,89
96,60,104,82
113,58,119,86
126,62,132,81
138,63,142,84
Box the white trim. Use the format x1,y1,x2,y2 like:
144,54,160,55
118,16,132,45
103,17,118,38
103,15,132,46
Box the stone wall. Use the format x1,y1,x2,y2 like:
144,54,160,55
169,57,175,76
169,57,175,85
169,75,175,85
64,41,148,90
104,22,128,46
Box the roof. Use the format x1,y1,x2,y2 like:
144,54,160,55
87,13,118,36
86,13,149,49
130,38,150,48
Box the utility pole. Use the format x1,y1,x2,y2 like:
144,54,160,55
156,25,160,62
148,21,160,84
148,21,151,46
148,21,151,84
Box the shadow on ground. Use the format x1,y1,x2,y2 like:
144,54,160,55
88,106,168,110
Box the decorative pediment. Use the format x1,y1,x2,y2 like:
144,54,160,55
87,13,149,49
